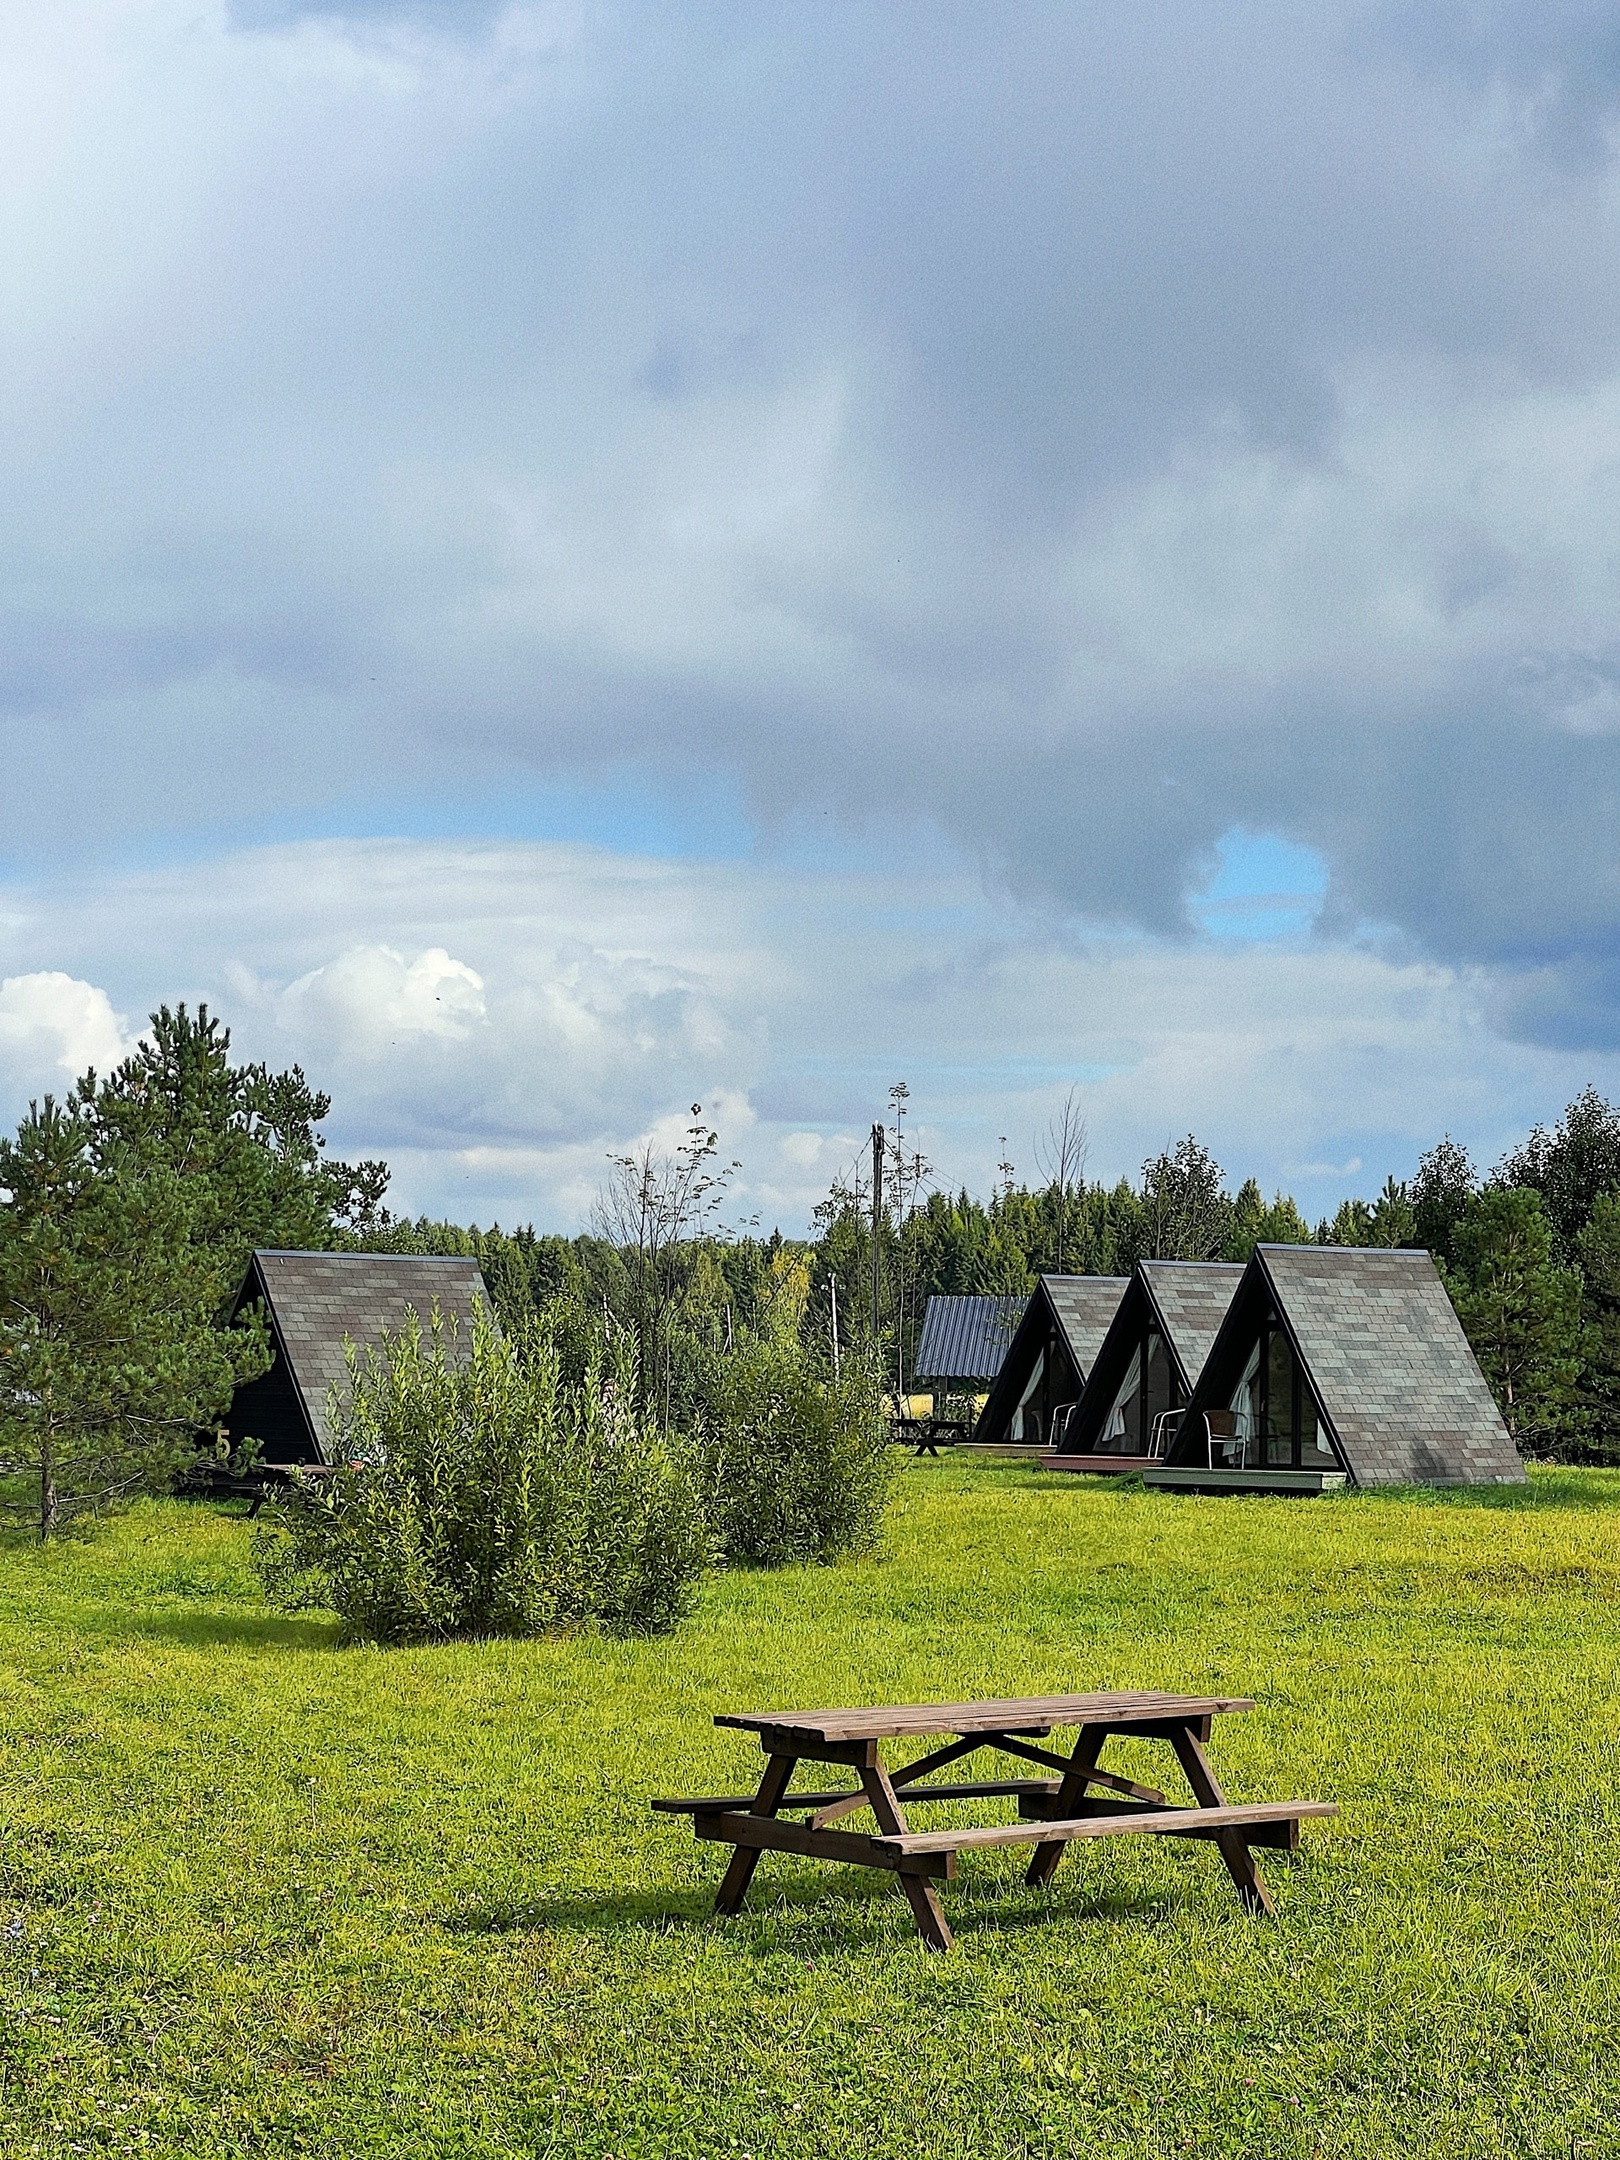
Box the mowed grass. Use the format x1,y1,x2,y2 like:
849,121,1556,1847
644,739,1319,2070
3,1467,1620,2160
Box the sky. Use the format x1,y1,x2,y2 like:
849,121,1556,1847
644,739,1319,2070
4,0,1620,1233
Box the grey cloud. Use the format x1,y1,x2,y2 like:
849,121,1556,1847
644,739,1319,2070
4,3,1620,1046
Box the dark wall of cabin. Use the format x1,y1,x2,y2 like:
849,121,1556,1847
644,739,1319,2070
227,1353,318,1465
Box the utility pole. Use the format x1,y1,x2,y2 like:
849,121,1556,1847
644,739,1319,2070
829,1272,840,1380
870,1121,885,1348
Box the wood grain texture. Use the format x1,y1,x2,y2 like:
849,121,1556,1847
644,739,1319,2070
877,1800,1338,1857
714,1693,1254,1744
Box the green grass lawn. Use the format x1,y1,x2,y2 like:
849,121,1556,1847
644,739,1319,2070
2,1464,1619,2159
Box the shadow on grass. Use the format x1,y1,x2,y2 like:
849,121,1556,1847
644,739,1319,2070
52,1607,340,1653
964,1464,1620,1510
444,1869,1180,1947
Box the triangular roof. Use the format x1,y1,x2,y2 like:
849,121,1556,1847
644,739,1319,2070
1137,1260,1248,1385
970,1275,1129,1441
232,1249,490,1462
1044,1277,1135,1374
1062,1260,1244,1452
1177,1245,1523,1486
914,1295,1026,1382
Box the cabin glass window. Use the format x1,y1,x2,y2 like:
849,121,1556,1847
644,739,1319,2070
1143,1329,1175,1445
1263,1330,1294,1465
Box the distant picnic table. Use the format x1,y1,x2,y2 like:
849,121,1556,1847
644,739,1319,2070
889,1416,969,1456
655,1691,1335,1951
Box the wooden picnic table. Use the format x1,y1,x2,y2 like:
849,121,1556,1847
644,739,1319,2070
654,1691,1335,1951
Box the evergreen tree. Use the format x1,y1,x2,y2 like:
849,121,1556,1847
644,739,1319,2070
0,1098,268,1537
1573,1192,1620,1464
1445,1188,1581,1456
1229,1178,1312,1258
84,1004,389,1303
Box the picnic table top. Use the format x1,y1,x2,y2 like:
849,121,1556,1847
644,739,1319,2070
715,1691,1255,1746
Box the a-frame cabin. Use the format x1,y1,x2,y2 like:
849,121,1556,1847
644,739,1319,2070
224,1250,490,1470
1049,1259,1244,1473
1156,1244,1525,1492
969,1276,1128,1450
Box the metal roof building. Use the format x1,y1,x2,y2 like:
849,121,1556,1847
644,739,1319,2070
914,1295,1026,1383
225,1249,490,1466
1159,1245,1524,1491
969,1276,1130,1449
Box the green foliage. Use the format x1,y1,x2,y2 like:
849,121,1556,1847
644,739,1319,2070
83,1003,389,1301
1574,1192,1620,1464
1446,1188,1583,1456
1318,1177,1417,1250
0,1095,268,1538
1499,1084,1620,1260
254,1304,709,1641
1228,1177,1313,1258
694,1340,893,1567
4,1473,1620,2157
1132,1135,1234,1262
1412,1137,1479,1265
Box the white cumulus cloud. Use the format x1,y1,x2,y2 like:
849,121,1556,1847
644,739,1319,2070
0,971,131,1097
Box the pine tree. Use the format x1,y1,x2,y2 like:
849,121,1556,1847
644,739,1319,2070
0,1098,268,1537
1445,1189,1581,1456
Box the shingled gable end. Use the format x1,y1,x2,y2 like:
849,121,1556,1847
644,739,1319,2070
969,1276,1129,1448
1171,1245,1524,1488
1053,1259,1245,1466
226,1250,491,1467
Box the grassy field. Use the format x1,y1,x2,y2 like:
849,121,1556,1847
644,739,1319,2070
2,1463,1619,2160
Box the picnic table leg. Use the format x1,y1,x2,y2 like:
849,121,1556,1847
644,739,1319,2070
859,1759,953,1952
713,1751,797,1917
1025,1724,1107,1888
1168,1725,1275,1918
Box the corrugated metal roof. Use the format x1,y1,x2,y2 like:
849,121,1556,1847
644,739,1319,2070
914,1294,1026,1381
1257,1245,1522,1485
239,1250,491,1461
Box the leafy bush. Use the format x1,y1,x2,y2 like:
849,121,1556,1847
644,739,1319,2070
253,1304,709,1642
695,1342,892,1568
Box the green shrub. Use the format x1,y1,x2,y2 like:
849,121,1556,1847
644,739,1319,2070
253,1304,709,1642
695,1342,892,1567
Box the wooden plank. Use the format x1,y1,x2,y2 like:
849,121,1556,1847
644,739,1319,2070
712,1752,795,1916
715,1693,1255,1745
750,1731,883,1767
877,1801,1337,1858
658,1777,1063,1817
1170,1726,1276,1918
694,1809,955,1879
810,1734,985,1829
858,1759,954,1951
1026,1724,1106,1888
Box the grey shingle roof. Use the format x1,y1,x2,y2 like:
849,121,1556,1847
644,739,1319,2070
1044,1277,1132,1377
243,1250,490,1460
1256,1245,1521,1485
1139,1261,1246,1388
914,1295,1026,1381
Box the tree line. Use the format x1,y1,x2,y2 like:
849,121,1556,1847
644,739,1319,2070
4,1003,1620,1540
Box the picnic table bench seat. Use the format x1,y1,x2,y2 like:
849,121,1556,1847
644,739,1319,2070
656,1691,1335,1950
